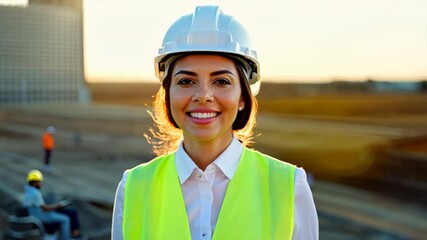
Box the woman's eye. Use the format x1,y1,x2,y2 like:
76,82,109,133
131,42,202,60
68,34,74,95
214,78,231,85
177,78,194,85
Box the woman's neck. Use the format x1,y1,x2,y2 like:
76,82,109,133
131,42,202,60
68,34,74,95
183,134,233,171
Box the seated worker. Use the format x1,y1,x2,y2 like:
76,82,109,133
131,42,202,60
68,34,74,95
22,169,82,240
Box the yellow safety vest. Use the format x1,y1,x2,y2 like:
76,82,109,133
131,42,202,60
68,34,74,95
123,147,295,240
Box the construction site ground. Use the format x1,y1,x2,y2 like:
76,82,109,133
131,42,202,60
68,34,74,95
0,103,426,240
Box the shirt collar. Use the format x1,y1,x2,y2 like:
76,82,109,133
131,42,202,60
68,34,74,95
175,135,243,184
175,144,198,184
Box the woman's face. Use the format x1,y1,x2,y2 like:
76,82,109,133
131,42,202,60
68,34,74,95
169,54,244,144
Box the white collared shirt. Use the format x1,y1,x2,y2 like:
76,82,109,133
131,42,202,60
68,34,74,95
112,136,318,239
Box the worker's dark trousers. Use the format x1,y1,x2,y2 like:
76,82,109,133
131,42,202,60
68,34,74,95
44,149,52,165
56,208,80,231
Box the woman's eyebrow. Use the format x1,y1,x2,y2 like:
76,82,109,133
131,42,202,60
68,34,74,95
174,69,235,77
210,70,235,76
174,70,197,77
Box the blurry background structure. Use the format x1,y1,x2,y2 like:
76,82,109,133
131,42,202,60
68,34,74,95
0,0,90,106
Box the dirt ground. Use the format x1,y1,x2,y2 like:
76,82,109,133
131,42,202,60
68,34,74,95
0,104,152,239
1,103,426,240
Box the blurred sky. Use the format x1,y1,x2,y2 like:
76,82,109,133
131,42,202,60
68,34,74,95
2,0,427,83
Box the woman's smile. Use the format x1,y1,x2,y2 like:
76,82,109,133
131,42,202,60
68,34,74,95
188,112,218,119
187,109,221,125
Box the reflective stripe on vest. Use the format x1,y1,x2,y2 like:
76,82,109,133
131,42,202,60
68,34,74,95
123,147,295,240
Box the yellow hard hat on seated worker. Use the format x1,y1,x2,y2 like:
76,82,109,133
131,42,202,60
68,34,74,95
154,5,261,95
27,169,44,182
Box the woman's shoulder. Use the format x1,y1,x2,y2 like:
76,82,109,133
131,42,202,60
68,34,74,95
243,148,311,186
243,147,295,169
126,152,175,176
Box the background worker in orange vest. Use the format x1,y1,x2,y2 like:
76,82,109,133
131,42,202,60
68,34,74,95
112,5,318,240
43,126,55,171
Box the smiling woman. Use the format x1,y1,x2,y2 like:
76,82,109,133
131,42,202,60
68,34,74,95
169,55,244,167
111,5,318,240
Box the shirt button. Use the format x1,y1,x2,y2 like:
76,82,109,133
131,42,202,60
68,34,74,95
204,193,211,200
202,233,207,237
197,173,202,179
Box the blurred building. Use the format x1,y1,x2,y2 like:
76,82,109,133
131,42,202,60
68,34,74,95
369,81,425,93
0,0,90,106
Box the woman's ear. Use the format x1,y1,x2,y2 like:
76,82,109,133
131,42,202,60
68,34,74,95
238,98,245,111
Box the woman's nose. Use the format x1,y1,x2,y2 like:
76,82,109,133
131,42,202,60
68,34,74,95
192,84,213,103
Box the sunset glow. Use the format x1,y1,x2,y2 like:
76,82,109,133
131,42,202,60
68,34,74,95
83,0,427,83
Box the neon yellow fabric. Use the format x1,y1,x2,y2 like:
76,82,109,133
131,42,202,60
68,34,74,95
123,147,295,240
123,154,191,239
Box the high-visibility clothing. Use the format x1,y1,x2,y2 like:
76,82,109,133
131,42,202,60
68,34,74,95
123,147,295,240
43,132,54,150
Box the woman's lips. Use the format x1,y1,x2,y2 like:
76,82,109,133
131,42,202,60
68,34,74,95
186,111,220,124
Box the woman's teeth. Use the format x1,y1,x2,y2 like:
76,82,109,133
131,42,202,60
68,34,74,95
190,112,217,119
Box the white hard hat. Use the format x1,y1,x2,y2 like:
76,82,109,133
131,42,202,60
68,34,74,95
154,5,261,95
